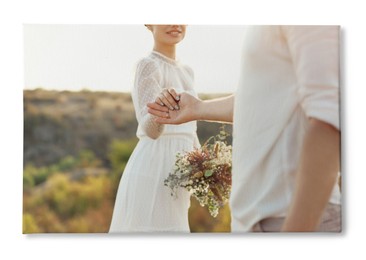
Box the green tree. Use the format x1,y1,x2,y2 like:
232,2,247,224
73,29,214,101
108,138,137,174
23,213,40,233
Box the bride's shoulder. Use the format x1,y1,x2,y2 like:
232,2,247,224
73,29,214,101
135,56,160,76
182,64,194,79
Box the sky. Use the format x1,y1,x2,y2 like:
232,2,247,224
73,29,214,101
24,25,246,93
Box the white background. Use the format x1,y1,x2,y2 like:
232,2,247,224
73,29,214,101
24,24,245,93
1,0,365,259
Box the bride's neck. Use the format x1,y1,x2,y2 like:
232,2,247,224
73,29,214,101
153,44,176,60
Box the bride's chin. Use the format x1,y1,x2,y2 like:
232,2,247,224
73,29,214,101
165,35,184,42
165,40,183,46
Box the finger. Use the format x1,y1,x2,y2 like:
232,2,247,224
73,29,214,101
163,90,180,110
148,108,170,118
158,92,175,111
147,102,169,112
165,89,180,108
167,88,181,102
155,96,165,106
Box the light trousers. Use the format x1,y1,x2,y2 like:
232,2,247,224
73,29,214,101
251,203,341,232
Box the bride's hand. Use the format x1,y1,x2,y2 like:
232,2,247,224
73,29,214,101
155,88,180,111
148,92,201,124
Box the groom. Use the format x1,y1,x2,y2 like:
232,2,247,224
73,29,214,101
147,26,341,232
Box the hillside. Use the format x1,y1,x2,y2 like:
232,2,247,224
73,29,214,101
24,89,232,167
23,89,233,233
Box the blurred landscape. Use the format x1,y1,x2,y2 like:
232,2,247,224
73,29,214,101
23,89,232,233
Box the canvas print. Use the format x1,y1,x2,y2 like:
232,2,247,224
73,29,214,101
23,25,341,233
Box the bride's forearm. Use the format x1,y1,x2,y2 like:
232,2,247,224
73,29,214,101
196,95,234,123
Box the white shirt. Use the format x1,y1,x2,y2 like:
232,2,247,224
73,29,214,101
231,26,341,232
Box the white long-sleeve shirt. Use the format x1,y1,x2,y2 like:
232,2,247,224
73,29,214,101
231,26,341,232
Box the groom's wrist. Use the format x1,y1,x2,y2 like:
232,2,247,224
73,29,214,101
195,99,206,121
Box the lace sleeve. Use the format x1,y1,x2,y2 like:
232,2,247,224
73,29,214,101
132,58,165,139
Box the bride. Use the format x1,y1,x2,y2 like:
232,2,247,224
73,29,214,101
109,25,199,232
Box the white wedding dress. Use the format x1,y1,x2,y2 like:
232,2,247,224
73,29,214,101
109,51,199,232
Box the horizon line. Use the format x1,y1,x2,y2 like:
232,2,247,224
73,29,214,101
23,87,233,95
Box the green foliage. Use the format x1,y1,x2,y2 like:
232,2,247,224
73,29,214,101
107,138,138,197
23,150,101,192
189,198,231,232
23,164,53,191
23,138,232,233
23,170,35,190
77,150,102,168
23,213,40,233
23,148,115,233
42,173,109,219
23,90,233,233
204,170,213,177
108,138,138,174
58,155,77,171
24,89,138,167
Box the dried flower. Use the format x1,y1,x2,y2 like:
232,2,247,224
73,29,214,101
164,125,232,217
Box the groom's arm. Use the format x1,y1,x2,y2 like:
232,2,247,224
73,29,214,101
281,118,340,232
281,26,340,232
196,95,234,123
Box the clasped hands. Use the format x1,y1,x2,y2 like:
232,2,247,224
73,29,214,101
147,88,200,124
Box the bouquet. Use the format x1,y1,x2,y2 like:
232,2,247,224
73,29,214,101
164,126,232,217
